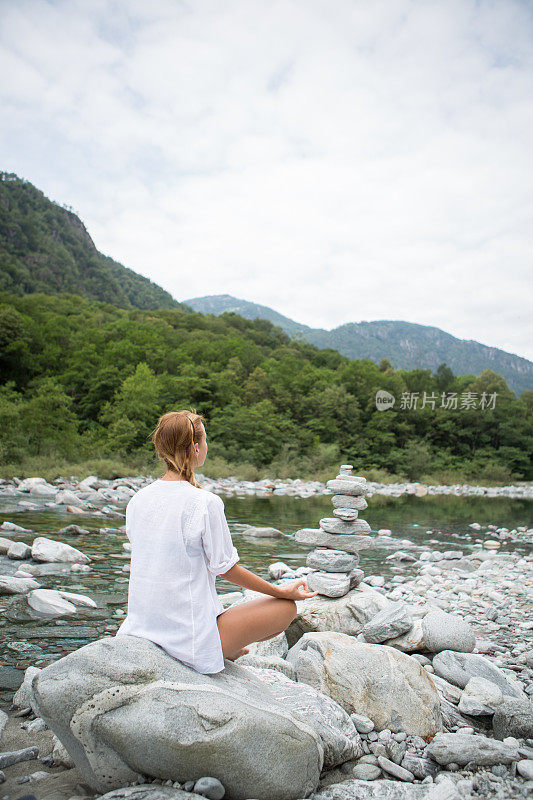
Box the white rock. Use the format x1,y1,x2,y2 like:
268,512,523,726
458,677,503,716
27,589,78,615
31,537,90,564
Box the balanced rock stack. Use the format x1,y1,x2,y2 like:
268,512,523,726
297,465,372,599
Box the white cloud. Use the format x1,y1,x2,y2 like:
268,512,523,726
0,0,532,360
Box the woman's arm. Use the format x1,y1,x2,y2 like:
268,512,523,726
220,563,319,600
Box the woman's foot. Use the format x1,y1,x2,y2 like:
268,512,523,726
228,646,250,661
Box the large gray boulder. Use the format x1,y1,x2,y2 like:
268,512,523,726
292,632,442,738
244,666,362,768
421,610,475,653
432,651,527,699
31,635,323,798
492,697,533,739
286,585,391,647
31,536,91,564
426,732,519,766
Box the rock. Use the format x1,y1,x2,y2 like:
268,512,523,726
458,677,503,716
232,654,295,679
286,585,391,646
294,528,375,553
241,526,284,538
307,571,352,598
517,760,533,780
330,494,368,510
7,541,32,559
432,651,527,699
246,631,288,660
326,479,366,496
0,535,15,553
242,666,362,768
55,489,84,505
421,610,476,653
292,632,442,738
32,634,323,797
58,524,90,535
31,536,91,563
377,755,414,781
426,732,519,766
362,603,413,644
0,575,40,594
385,620,425,653
193,776,225,799
57,589,97,608
96,788,205,800
1,521,32,532
0,746,39,769
306,549,359,572
13,666,41,711
51,735,75,767
492,698,533,739
319,518,371,535
352,763,381,780
333,508,359,521
400,752,440,779
308,779,431,798
351,714,374,733
17,477,49,491
27,589,78,615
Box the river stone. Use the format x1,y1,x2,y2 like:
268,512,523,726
458,677,503,716
232,654,295,679
294,529,374,553
307,778,432,799
421,610,476,653
333,508,359,521
55,489,84,505
7,541,31,559
400,752,439,779
385,620,425,653
362,603,413,644
246,631,288,659
28,589,78,615
96,788,205,800
243,665,362,768
0,536,15,554
31,634,323,797
1,521,32,532
306,549,360,572
331,494,368,510
352,763,381,779
31,536,91,563
326,479,367,496
292,632,442,738
241,526,284,538
0,575,40,594
319,518,371,535
286,585,392,647
13,666,41,712
58,524,91,536
307,571,350,598
492,698,533,739
426,732,519,766
432,651,527,699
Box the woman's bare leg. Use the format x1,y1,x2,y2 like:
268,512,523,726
216,596,297,661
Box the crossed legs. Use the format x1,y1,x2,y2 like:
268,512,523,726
216,595,297,661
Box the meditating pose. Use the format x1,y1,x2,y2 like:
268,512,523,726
116,408,319,673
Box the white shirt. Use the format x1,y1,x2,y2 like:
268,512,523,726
116,478,240,674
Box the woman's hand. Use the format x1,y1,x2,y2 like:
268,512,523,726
275,578,320,601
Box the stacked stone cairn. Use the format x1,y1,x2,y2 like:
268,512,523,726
304,464,371,599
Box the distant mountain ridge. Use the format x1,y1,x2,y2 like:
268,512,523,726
184,294,532,396
0,172,180,310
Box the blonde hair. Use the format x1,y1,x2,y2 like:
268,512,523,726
151,408,206,488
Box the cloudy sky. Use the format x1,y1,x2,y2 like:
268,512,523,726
1,0,532,359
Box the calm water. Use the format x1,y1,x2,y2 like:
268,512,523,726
1,491,532,709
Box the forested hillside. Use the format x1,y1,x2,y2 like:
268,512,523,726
1,292,531,482
0,173,179,310
185,295,533,396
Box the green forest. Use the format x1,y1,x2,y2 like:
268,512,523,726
1,291,531,484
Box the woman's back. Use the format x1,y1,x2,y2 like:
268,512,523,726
116,478,240,674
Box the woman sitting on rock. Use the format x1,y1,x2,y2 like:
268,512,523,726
116,409,318,673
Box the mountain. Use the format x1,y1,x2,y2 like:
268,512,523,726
0,172,180,310
184,294,533,396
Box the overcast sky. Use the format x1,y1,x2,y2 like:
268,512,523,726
1,0,532,360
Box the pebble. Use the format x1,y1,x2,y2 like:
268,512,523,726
352,763,382,780
377,755,415,781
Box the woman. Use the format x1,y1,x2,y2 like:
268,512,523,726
116,408,319,673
